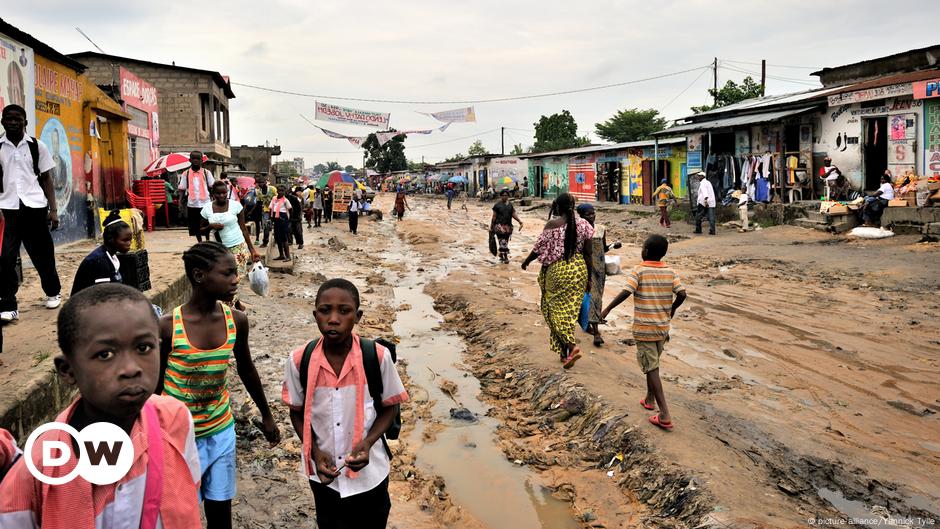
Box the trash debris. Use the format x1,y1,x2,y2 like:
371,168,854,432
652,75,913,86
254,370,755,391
449,407,478,422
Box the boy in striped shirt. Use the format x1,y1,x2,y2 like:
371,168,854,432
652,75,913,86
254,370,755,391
602,235,687,430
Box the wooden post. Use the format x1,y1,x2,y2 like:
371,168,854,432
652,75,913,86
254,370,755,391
761,59,767,96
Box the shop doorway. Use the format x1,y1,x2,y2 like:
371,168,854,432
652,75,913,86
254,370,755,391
641,160,670,206
533,166,544,197
863,117,887,191
596,161,621,203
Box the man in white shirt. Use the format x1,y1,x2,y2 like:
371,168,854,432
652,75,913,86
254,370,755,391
177,150,214,242
0,104,62,321
862,172,895,226
694,171,716,235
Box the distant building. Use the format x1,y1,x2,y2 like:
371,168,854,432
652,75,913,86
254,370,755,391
231,144,281,175
70,51,235,162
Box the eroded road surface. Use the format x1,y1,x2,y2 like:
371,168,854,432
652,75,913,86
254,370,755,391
225,194,938,528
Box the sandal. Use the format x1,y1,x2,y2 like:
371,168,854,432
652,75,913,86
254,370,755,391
593,335,604,347
562,348,582,369
640,398,655,411
648,414,674,430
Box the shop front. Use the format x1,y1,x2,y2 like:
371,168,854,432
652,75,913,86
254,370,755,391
119,67,160,180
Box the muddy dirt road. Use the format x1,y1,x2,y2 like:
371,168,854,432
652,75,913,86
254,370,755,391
225,193,937,528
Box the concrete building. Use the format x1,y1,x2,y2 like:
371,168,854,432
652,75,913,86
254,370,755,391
69,52,235,162
231,144,281,175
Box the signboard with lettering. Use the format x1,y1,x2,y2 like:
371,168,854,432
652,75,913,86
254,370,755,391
119,67,159,160
828,83,913,107
0,32,36,135
926,100,940,177
887,113,916,178
912,79,940,100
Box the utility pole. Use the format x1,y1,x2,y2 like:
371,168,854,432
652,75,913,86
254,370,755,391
501,127,505,155
713,57,718,106
760,59,767,96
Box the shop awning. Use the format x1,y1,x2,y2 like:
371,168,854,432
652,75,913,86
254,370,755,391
658,106,819,135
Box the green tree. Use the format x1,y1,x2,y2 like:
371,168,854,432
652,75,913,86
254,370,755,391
510,143,525,155
467,140,489,156
325,161,342,171
313,163,328,175
595,108,667,143
344,164,356,173
533,110,590,153
363,131,407,173
691,77,763,114
442,153,465,163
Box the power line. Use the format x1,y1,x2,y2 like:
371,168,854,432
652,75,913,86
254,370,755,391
720,64,819,86
660,67,710,113
722,59,823,70
230,65,711,105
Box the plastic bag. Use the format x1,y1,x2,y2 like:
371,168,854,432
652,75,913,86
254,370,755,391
848,227,894,239
578,293,592,332
604,255,622,275
248,262,270,296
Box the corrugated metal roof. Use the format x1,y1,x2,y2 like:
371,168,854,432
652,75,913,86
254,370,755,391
683,87,833,119
657,107,818,135
520,137,686,159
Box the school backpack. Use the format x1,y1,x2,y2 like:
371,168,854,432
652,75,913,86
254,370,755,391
298,337,402,457
0,135,41,193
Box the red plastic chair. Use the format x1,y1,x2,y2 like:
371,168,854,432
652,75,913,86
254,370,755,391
126,190,156,232
133,179,170,227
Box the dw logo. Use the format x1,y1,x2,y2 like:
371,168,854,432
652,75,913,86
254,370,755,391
23,422,134,485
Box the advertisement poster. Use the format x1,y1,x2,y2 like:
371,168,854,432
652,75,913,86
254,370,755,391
35,56,86,244
120,67,159,165
0,32,36,135
926,100,940,177
315,101,390,128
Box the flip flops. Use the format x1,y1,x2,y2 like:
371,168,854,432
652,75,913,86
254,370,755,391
562,349,582,369
640,398,655,411
648,414,674,430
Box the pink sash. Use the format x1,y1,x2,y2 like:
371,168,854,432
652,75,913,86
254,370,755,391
186,169,208,202
139,401,163,529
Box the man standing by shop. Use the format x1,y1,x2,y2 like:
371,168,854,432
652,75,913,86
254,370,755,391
694,171,716,235
177,150,214,242
0,104,62,322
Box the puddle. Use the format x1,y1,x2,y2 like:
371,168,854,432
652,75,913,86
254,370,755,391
385,248,579,529
817,488,879,528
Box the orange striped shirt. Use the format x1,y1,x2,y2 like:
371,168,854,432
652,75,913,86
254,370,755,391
623,261,685,341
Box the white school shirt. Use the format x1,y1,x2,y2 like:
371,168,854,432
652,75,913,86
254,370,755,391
282,336,408,498
697,179,716,208
878,182,895,200
177,168,215,208
0,134,56,209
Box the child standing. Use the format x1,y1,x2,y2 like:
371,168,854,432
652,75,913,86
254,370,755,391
270,185,292,261
158,242,280,529
282,279,408,529
0,283,202,527
601,235,686,430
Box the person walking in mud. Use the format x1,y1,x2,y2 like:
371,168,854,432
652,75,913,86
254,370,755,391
490,190,523,263
601,234,686,430
393,190,410,221
521,193,593,369
576,203,621,346
694,171,716,235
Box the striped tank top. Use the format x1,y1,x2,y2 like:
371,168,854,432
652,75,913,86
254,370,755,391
164,303,236,438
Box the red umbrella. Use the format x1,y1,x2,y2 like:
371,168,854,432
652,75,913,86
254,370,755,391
144,152,209,176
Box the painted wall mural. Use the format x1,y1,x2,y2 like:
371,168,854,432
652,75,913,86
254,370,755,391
0,32,36,135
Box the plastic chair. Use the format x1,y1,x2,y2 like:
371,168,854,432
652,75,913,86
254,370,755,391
125,190,156,232
133,179,170,227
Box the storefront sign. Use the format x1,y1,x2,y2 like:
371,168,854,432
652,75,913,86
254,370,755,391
0,32,36,135
888,113,916,178
828,83,912,106
686,134,702,172
119,68,159,161
315,101,390,128
926,100,940,177
912,79,940,100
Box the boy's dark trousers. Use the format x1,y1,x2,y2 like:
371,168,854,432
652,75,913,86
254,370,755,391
310,477,390,529
348,211,359,234
290,219,304,246
0,203,62,311
313,208,322,227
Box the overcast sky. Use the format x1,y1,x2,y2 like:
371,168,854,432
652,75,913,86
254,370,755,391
7,2,939,167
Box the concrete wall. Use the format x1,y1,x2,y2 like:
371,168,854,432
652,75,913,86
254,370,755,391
231,145,278,174
817,96,925,190
78,57,231,159
486,156,527,188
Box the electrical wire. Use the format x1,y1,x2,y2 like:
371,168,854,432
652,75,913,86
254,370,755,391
720,64,820,86
659,67,710,113
230,65,711,105
722,59,823,70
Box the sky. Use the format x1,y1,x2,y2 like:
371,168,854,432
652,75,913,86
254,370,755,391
6,1,940,167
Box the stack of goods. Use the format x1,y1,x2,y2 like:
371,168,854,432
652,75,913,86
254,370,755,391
118,249,151,291
893,175,940,206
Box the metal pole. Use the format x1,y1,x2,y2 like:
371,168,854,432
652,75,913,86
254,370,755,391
654,138,660,186
761,59,766,97
501,127,505,155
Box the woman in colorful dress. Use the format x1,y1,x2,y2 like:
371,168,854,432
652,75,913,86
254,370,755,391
201,180,260,309
522,193,594,368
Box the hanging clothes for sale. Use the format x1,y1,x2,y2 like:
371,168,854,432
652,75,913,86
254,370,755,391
755,153,772,202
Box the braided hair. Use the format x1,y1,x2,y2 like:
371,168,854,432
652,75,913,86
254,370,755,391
182,241,231,283
102,209,130,247
555,192,578,260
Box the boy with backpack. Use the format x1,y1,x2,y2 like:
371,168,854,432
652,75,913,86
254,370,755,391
282,278,408,529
